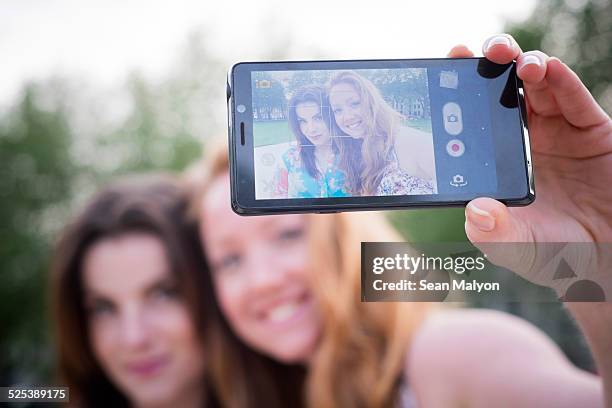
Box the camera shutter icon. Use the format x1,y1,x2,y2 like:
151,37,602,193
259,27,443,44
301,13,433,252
443,102,463,135
446,139,465,157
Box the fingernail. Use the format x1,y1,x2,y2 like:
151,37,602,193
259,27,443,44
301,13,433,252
547,56,566,67
466,203,495,232
520,54,542,68
485,35,511,53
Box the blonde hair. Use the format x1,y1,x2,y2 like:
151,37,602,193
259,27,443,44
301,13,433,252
328,71,404,195
188,142,430,408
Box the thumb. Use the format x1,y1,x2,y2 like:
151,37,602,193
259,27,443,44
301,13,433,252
464,197,533,243
464,197,546,287
464,198,606,298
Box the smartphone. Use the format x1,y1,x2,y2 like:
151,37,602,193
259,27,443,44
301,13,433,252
227,57,534,215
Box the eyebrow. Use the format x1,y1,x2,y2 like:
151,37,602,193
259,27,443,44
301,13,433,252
332,94,358,104
84,274,176,301
213,215,297,247
299,112,322,121
83,289,104,302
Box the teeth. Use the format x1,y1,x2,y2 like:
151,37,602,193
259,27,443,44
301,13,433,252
266,301,299,323
346,122,360,129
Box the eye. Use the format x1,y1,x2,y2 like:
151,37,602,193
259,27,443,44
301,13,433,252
151,284,179,301
277,226,305,242
298,118,306,124
333,108,342,115
215,253,242,273
87,299,115,317
350,100,360,108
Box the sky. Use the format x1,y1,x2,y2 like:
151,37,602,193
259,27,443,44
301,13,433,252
0,0,537,106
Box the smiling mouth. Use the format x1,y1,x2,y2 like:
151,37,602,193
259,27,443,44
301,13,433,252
126,356,169,378
262,293,311,324
344,121,362,131
267,302,299,322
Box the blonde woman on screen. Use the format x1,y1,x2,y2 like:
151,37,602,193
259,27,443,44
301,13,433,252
327,71,436,196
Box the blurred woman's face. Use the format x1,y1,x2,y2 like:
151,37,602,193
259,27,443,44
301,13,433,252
83,233,205,407
200,173,321,363
296,101,331,147
329,82,367,139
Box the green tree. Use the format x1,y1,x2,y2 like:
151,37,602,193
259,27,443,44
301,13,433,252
0,84,76,384
506,0,611,113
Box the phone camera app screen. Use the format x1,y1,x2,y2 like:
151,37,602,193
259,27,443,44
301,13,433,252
251,61,497,200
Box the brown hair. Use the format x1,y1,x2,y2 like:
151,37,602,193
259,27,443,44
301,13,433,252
185,145,307,408
49,173,219,408
287,85,333,179
189,143,430,408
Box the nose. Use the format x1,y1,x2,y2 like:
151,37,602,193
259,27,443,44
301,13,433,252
304,121,315,136
246,248,284,293
118,305,152,350
343,109,356,124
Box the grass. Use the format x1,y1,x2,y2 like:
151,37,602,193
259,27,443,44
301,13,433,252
253,121,293,147
403,118,432,133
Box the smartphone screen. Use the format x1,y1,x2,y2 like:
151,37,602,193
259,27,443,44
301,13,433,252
228,58,533,215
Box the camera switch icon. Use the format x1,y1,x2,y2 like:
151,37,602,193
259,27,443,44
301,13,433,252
450,174,468,187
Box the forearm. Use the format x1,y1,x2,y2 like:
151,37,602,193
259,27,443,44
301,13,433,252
566,302,612,407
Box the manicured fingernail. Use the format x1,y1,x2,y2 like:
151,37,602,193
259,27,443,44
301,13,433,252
485,36,511,53
519,54,542,71
547,56,567,68
466,203,495,232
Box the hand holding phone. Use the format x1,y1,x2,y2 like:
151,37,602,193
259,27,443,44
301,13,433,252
227,56,534,215
457,35,612,247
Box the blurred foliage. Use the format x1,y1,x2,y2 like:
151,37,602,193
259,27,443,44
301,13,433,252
389,208,468,242
506,0,612,113
0,86,76,385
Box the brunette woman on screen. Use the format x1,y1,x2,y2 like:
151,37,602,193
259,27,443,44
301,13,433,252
281,85,351,198
50,174,219,408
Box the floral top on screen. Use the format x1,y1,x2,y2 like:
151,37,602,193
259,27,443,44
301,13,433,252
376,152,434,196
279,147,350,198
